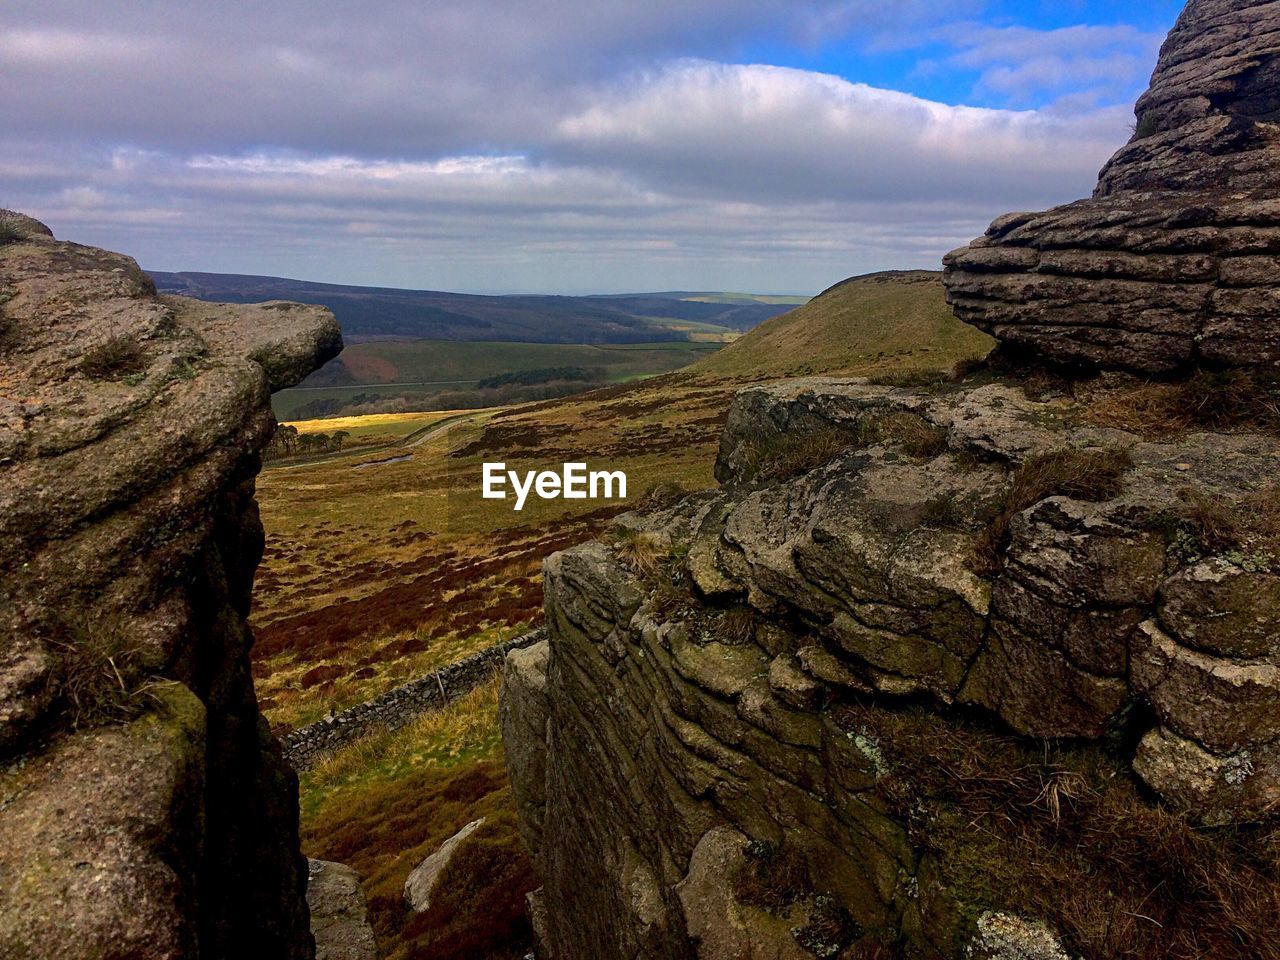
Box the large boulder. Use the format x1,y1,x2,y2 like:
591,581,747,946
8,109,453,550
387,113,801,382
943,0,1280,373
0,213,341,959
505,375,1280,960
404,818,486,913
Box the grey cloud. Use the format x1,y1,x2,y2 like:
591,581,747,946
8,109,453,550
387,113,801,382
0,0,1166,293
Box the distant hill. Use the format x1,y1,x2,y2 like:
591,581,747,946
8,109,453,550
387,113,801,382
148,271,801,344
693,271,993,381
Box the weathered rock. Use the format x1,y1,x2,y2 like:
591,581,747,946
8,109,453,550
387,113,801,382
404,818,486,912
307,860,377,960
966,913,1073,960
504,372,1280,960
676,828,811,960
943,0,1280,372
501,640,551,857
1133,726,1280,826
0,214,341,959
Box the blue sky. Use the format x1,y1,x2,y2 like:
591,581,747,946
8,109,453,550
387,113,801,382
746,1,1184,109
0,1,1187,294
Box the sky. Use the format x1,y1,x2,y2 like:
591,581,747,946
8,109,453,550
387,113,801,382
0,1,1187,294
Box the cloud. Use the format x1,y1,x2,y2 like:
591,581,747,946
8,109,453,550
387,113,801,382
936,23,1166,108
556,61,1126,207
0,59,1131,293
0,0,1164,292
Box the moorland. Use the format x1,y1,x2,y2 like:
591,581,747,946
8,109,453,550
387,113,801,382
252,270,991,958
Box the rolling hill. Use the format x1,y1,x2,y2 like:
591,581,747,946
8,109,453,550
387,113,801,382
692,270,993,381
148,271,802,344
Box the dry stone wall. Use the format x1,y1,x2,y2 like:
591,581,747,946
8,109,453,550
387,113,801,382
282,630,545,771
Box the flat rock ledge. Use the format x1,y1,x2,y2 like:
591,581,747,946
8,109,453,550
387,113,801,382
503,375,1279,959
943,0,1280,373
0,214,340,959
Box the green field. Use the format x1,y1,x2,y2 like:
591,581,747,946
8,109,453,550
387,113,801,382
273,339,722,418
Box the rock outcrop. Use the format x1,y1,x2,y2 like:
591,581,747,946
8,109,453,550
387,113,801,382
0,212,341,959
307,860,378,960
504,374,1280,958
943,0,1280,373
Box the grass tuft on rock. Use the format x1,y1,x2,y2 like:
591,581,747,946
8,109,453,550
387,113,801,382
742,427,855,483
973,447,1134,575
80,336,148,381
612,529,671,578
732,839,811,911
1085,368,1280,436
836,701,1280,960
53,617,158,729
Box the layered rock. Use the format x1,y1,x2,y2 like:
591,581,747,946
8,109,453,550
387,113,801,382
504,377,1279,959
943,0,1280,373
0,212,341,958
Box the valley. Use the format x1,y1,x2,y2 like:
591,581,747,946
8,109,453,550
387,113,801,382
251,270,993,958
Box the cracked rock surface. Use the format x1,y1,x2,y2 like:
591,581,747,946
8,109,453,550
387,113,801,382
503,377,1279,959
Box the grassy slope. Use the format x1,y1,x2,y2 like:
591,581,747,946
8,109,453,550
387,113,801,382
272,339,721,418
265,270,994,960
693,271,992,381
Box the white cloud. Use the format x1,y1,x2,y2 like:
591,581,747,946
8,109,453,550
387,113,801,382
556,61,1126,206
0,0,1170,293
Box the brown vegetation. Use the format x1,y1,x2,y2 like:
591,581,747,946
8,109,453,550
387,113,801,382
838,702,1280,960
973,447,1134,575
1084,368,1280,436
302,759,536,960
79,336,147,380
743,427,855,482
52,616,159,729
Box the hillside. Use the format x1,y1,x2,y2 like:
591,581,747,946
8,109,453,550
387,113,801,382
693,270,993,380
271,340,720,419
148,271,798,344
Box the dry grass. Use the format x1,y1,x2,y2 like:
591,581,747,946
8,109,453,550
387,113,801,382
973,447,1134,575
718,607,756,645
1084,369,1280,437
612,529,671,578
877,412,948,459
1162,483,1280,567
636,481,690,510
80,336,147,380
744,426,855,483
840,702,1280,960
52,616,159,729
732,840,811,911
